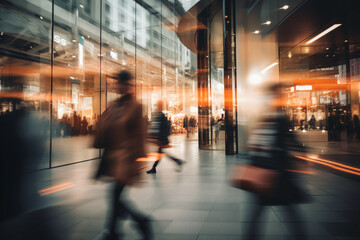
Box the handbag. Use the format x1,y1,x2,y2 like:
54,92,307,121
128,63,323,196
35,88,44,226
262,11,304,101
229,164,278,196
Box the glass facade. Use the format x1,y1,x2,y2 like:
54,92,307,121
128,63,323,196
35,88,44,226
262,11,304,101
278,0,360,144
233,0,360,151
0,0,197,170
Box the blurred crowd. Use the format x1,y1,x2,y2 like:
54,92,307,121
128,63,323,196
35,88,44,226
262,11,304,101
56,112,99,137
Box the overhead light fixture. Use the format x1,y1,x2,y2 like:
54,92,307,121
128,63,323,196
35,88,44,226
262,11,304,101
261,62,278,74
306,24,342,44
72,39,77,43
79,4,84,8
264,20,271,25
253,30,260,34
280,5,289,10
39,16,43,20
344,39,348,43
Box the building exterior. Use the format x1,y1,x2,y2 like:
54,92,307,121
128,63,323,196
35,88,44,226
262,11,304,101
177,0,360,154
2,0,360,170
0,0,197,170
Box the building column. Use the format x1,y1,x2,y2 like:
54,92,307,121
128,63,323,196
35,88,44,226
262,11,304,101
197,28,210,148
223,0,238,155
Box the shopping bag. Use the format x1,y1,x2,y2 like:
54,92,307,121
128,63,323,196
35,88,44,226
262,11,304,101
229,164,278,196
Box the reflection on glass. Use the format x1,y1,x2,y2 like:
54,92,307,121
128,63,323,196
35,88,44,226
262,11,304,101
52,0,101,166
0,0,52,170
209,8,225,150
0,0,198,169
279,17,360,143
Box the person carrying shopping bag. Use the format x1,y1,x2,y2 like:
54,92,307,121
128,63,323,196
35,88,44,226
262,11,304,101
229,84,309,240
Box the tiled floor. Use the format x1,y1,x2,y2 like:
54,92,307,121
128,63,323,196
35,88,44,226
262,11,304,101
1,136,360,240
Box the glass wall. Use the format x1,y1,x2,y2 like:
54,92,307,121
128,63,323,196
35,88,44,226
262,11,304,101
0,0,52,171
0,0,197,170
234,0,360,153
51,0,101,166
278,0,360,143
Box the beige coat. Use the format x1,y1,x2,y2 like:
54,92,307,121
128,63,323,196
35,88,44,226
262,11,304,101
94,94,146,184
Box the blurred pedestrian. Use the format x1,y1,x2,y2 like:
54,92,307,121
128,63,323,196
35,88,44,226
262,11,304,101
242,84,308,240
94,71,153,240
183,115,189,138
309,114,316,129
346,114,354,141
214,118,220,144
0,98,58,240
354,114,360,139
146,100,184,174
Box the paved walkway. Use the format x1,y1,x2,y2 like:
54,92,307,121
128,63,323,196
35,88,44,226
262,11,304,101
1,137,360,240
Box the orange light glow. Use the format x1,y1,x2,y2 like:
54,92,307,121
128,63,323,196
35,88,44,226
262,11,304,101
295,156,360,176
137,152,166,162
287,169,315,175
310,156,360,172
38,182,75,196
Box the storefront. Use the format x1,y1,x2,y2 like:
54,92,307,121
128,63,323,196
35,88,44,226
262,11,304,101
0,0,198,170
177,0,360,153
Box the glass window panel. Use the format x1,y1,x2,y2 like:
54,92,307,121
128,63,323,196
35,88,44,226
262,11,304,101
209,8,225,149
103,0,135,105
52,0,101,166
0,0,52,171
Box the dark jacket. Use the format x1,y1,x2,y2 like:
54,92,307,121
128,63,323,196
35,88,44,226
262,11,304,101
148,111,170,145
247,112,307,205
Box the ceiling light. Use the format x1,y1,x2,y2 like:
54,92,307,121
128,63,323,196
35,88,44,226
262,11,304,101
253,30,260,34
264,20,271,25
72,55,76,58
306,24,342,44
280,5,289,10
345,39,348,43
40,16,43,20
261,62,278,74
326,47,329,50
72,39,77,42
79,4,84,8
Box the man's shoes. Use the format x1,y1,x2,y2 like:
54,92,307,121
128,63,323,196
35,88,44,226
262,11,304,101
146,169,156,174
176,160,185,172
137,218,153,240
